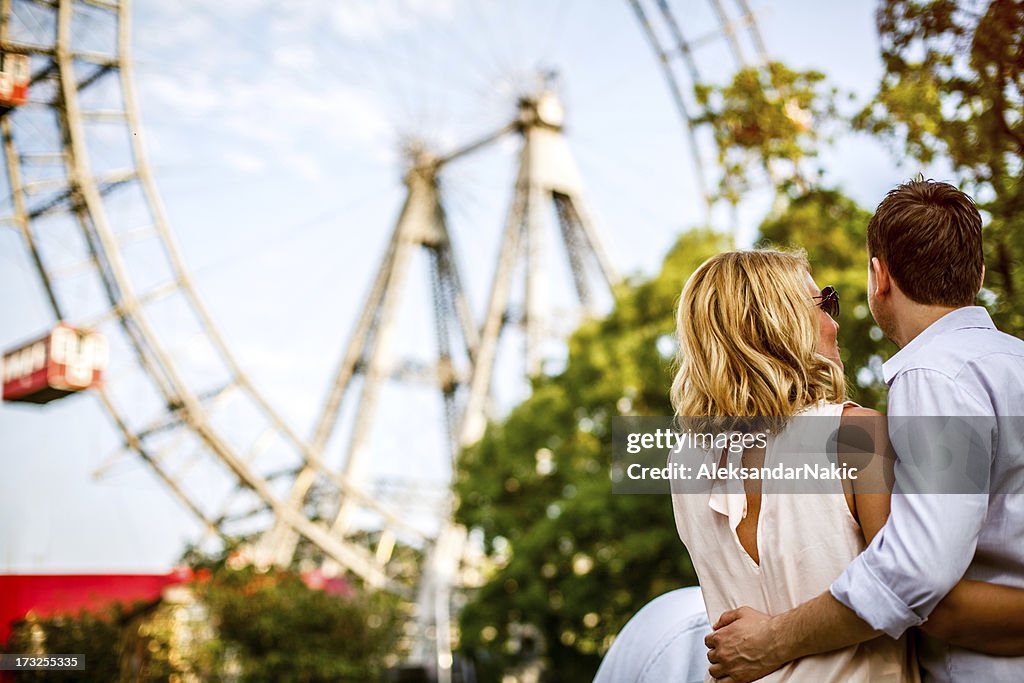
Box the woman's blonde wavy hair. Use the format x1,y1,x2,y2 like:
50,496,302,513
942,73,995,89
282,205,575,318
670,249,845,426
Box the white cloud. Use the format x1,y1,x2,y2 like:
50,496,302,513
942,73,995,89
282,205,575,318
144,71,226,116
139,53,394,183
272,45,317,71
280,150,324,183
329,0,457,42
223,150,267,174
131,0,490,191
141,13,214,51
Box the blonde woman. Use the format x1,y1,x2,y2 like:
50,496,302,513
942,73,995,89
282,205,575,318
668,249,917,682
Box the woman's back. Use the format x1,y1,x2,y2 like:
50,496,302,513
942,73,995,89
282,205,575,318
670,402,917,682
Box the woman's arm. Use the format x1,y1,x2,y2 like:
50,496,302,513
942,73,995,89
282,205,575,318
922,580,1024,655
839,406,893,545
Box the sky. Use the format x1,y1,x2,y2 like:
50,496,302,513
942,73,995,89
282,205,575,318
0,0,952,573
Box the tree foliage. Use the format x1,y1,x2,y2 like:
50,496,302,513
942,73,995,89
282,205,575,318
3,605,136,683
856,0,1024,332
695,62,842,203
190,556,403,683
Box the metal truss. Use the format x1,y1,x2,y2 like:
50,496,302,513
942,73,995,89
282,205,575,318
458,89,619,447
254,141,481,571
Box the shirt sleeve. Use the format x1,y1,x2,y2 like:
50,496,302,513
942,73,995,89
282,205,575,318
830,369,995,638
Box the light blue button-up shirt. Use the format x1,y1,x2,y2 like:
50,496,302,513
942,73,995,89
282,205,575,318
593,586,710,683
830,306,1024,682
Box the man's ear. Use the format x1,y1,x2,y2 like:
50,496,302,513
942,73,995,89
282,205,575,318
870,257,891,298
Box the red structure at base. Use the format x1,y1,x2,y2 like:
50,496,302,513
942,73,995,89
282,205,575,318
0,570,191,642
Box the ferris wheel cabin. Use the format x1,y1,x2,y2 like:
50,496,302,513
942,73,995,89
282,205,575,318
2,324,107,404
0,52,29,114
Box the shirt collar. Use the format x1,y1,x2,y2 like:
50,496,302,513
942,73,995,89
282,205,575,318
881,306,995,384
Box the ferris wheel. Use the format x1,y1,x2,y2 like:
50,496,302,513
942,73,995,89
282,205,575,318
0,0,767,676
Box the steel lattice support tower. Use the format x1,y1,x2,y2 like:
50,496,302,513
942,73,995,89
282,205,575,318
255,145,480,573
422,88,620,680
458,89,619,447
255,85,620,680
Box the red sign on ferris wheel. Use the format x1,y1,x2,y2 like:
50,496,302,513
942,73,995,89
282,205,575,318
0,52,29,109
2,324,107,404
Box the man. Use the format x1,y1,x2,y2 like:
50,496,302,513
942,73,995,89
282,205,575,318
592,586,710,683
705,179,1024,681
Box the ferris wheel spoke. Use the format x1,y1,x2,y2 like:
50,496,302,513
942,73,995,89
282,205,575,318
93,385,223,537
78,107,123,122
1,99,65,316
17,150,65,164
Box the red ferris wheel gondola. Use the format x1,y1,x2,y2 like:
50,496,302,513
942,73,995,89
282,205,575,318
0,52,29,114
2,323,107,404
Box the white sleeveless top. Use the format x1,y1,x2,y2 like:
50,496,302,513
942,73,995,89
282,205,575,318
669,401,919,683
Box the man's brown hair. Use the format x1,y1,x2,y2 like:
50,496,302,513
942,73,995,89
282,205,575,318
867,179,983,307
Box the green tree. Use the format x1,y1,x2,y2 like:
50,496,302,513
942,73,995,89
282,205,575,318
856,0,1024,332
695,61,842,204
454,229,729,681
3,606,129,683
186,555,403,683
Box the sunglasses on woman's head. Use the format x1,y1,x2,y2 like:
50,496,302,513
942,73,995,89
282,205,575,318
813,285,839,318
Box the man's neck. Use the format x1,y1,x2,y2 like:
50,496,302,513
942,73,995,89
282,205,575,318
892,303,963,348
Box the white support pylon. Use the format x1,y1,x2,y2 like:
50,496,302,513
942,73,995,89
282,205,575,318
409,83,622,681
408,522,466,683
256,145,478,570
459,87,619,448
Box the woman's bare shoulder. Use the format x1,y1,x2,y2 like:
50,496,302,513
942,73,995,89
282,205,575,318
840,403,883,419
